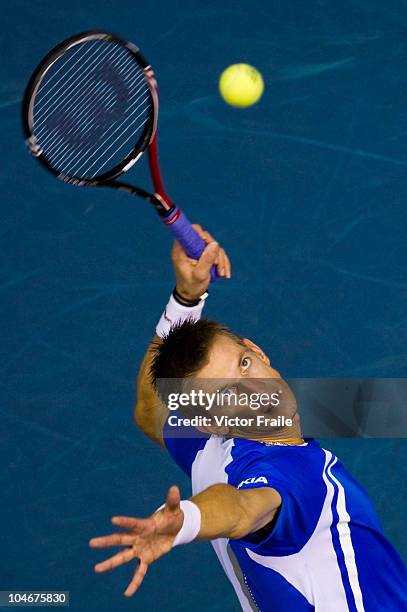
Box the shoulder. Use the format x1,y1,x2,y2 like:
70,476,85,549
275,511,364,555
226,438,326,484
163,420,209,477
226,440,332,554
226,439,331,538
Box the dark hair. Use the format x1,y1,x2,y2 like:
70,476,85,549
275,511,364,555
150,319,244,392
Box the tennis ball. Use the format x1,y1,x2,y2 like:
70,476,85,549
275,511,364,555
219,63,264,108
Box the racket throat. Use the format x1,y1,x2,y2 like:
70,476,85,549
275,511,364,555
100,180,173,216
152,192,176,217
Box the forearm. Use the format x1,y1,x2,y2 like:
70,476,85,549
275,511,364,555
134,335,167,447
134,291,207,445
191,483,281,540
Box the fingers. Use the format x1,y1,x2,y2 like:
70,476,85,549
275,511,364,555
223,248,232,278
94,547,135,573
111,516,144,530
124,561,149,597
192,225,231,279
171,239,185,262
194,241,220,281
172,224,214,263
216,246,232,278
89,533,134,548
192,224,215,245
173,224,232,281
165,485,181,512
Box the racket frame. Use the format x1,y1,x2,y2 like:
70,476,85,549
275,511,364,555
22,31,162,196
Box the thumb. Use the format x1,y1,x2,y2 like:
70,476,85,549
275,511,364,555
194,241,219,279
165,485,181,513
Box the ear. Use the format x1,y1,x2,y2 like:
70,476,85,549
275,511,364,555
243,338,271,366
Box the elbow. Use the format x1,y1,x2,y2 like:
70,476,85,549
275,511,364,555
134,401,164,447
216,485,255,539
134,402,146,432
230,488,279,539
229,513,254,539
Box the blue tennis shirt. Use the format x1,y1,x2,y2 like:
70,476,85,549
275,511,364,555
164,428,407,611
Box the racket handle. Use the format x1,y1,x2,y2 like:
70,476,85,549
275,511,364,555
163,209,219,282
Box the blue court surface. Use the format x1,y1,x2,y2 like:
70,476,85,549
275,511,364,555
1,0,406,610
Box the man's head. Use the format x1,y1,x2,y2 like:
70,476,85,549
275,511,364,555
150,319,280,383
150,319,299,439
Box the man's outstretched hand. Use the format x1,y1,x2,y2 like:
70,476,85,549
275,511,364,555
89,486,184,597
172,224,232,302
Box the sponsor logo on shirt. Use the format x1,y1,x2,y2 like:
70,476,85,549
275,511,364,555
237,476,269,489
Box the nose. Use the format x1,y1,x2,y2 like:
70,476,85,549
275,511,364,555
238,377,284,396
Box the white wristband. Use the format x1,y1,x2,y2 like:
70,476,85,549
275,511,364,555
155,499,202,547
173,500,202,547
156,293,207,339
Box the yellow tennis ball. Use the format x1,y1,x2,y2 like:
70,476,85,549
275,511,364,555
219,63,264,108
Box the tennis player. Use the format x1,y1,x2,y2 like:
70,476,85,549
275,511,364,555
90,227,407,611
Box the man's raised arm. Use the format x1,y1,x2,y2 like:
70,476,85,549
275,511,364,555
134,334,165,446
134,224,231,446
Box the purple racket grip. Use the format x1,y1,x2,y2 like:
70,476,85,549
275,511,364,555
163,209,218,282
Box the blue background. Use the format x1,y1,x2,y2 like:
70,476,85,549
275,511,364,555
1,0,406,609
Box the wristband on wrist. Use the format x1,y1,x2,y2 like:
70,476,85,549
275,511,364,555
172,500,202,546
154,499,201,546
172,287,202,307
156,292,208,339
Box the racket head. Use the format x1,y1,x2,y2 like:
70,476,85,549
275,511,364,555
22,30,158,185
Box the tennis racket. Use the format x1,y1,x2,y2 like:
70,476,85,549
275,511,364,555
22,30,218,280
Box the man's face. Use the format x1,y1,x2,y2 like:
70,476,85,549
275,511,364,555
187,334,298,439
196,334,280,380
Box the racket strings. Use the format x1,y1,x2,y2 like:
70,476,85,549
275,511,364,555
45,76,149,176
34,40,101,111
38,54,140,142
34,41,120,125
58,82,150,176
38,63,145,155
40,66,145,154
31,39,153,179
80,105,150,178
